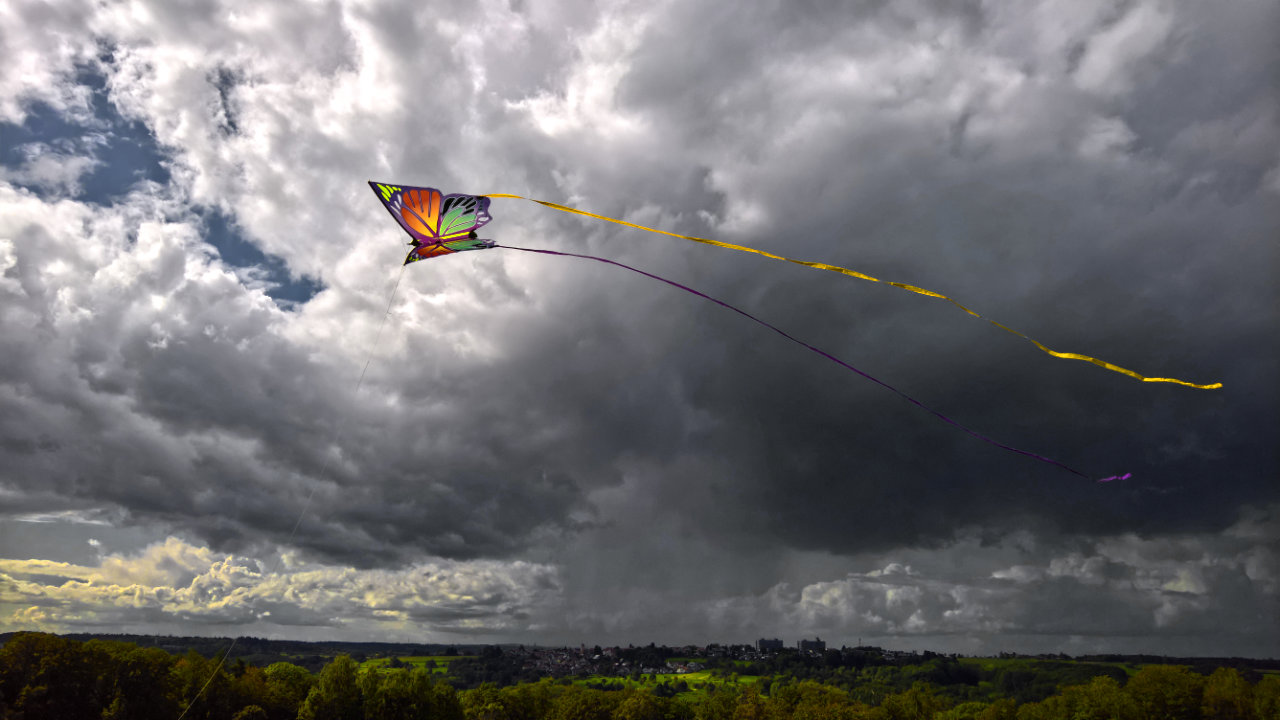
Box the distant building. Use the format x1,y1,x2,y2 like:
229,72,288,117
757,638,784,651
798,637,826,652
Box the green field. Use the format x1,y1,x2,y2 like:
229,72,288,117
958,657,1142,678
356,655,759,695
575,670,760,698
360,655,473,673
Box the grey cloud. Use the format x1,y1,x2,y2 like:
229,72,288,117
606,508,1277,654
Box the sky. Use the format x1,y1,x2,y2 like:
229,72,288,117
0,0,1276,658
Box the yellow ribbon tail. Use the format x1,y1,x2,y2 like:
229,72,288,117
484,193,1222,390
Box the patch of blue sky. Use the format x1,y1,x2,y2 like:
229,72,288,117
1,64,321,307
201,208,323,307
0,66,169,200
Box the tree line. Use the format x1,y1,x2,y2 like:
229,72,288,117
1,632,1277,720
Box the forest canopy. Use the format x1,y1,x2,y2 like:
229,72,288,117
1,633,1277,720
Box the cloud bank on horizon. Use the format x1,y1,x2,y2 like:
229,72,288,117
0,0,1276,656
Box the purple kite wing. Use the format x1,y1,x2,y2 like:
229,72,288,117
369,181,436,244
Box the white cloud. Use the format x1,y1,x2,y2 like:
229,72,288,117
1078,116,1136,160
0,143,100,196
0,536,561,638
1073,2,1176,97
0,0,98,123
511,6,653,140
10,509,113,525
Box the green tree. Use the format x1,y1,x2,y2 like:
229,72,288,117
938,702,993,720
732,685,769,720
298,655,363,720
881,683,948,720
1015,676,1138,720
773,680,849,720
1124,665,1203,720
359,664,385,715
696,685,741,720
90,640,179,720
613,689,664,720
233,705,269,720
231,665,273,718
975,698,1015,720
1013,699,1051,720
667,695,699,720
1252,675,1279,720
263,661,314,719
1200,668,1254,720
0,633,110,720
501,679,559,720
434,679,467,720
1062,676,1139,720
363,667,436,720
550,687,616,720
463,682,509,720
174,648,236,720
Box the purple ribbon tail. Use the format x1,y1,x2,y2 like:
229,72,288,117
498,243,1109,481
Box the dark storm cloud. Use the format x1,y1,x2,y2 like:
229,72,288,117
474,0,1278,561
456,0,1276,649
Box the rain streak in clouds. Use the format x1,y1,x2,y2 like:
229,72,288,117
0,0,1276,655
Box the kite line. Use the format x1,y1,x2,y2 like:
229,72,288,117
370,180,1142,481
484,193,1221,390
177,265,409,720
498,244,1127,482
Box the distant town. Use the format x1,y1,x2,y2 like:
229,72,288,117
514,638,936,678
7,631,1272,677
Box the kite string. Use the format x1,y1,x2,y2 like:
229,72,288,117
485,194,1221,391
177,264,408,720
498,243,1128,482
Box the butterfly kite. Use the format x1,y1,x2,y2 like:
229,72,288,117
369,181,1220,482
370,182,497,264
